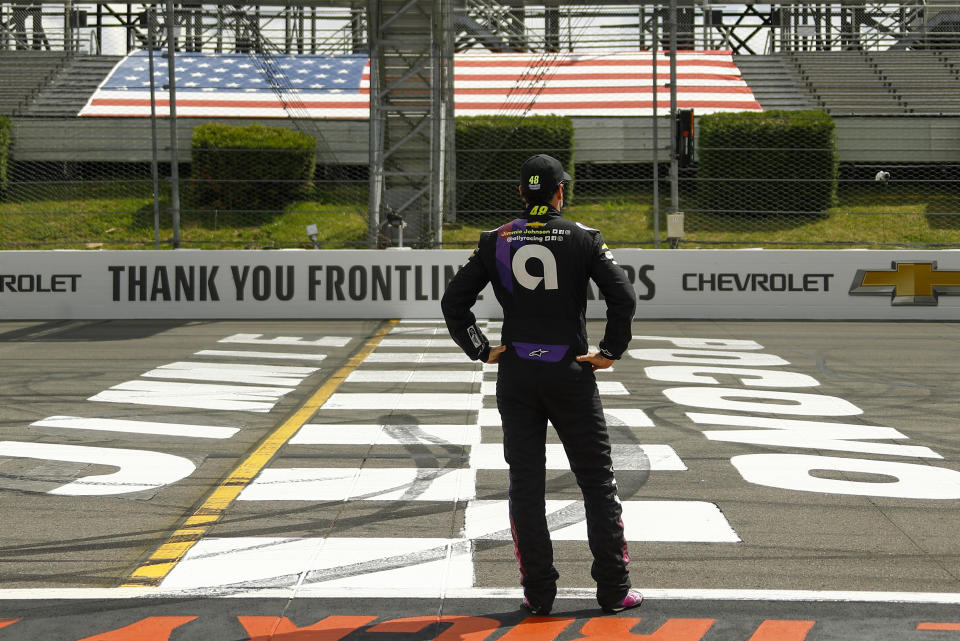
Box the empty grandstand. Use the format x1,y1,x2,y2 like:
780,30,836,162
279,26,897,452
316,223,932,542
0,50,68,115
25,54,121,116
789,50,960,114
1,1,960,249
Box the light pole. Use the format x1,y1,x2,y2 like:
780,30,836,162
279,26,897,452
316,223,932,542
146,7,160,249
652,8,660,248
668,0,679,216
165,0,181,249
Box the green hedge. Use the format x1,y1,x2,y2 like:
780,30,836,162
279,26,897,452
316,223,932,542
0,116,10,198
190,122,316,213
456,116,574,218
697,110,838,214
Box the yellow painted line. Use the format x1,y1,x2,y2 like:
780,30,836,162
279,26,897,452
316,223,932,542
123,319,399,587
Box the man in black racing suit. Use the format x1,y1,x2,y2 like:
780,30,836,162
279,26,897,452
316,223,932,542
441,154,642,615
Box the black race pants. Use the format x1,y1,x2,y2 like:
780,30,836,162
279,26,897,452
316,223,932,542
495,351,631,607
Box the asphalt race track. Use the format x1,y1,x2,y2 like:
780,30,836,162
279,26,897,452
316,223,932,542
0,318,958,641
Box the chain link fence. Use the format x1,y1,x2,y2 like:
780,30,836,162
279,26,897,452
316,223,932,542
448,109,960,249
2,1,960,249
1,149,371,249
5,115,959,250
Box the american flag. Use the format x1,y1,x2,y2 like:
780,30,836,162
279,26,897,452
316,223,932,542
79,49,761,118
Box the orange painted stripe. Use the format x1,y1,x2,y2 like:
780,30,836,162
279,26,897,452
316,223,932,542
75,617,197,641
369,616,501,641
749,620,816,641
578,617,715,640
918,622,960,631
498,618,576,641
238,615,376,641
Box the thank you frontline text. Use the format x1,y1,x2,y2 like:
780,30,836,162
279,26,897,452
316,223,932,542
4,249,960,320
105,262,656,303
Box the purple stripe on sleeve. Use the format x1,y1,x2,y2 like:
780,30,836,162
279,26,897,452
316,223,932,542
495,220,523,293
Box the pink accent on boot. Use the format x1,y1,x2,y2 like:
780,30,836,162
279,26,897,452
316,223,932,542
601,589,643,613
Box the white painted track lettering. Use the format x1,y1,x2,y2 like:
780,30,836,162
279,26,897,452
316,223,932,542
142,362,318,386
30,416,238,440
645,366,819,387
219,333,351,348
632,335,764,350
90,380,293,412
731,453,960,499
0,441,195,496
689,413,942,459
664,387,863,416
629,348,790,367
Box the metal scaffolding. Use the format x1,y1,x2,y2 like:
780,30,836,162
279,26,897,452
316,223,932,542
4,2,959,57
366,0,454,248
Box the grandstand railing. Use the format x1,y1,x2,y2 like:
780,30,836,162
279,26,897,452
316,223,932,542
4,2,960,56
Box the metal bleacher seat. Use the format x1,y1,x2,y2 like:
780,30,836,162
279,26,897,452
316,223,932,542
24,55,124,117
733,55,817,110
0,50,68,115
790,51,906,114
869,50,960,114
787,50,960,115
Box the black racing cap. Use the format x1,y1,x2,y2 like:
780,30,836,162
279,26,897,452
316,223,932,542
520,154,572,204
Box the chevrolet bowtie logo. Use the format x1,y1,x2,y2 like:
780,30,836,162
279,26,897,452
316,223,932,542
849,261,960,306
528,348,549,358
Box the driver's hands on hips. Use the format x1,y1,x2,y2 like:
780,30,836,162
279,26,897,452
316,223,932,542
576,351,615,371
486,345,508,364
